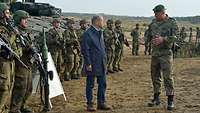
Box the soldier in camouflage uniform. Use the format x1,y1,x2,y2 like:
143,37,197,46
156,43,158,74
10,10,34,113
76,19,87,77
63,19,80,80
113,20,130,72
130,23,141,56
189,27,193,43
195,27,200,45
103,19,116,73
144,28,152,55
47,18,64,78
179,27,187,42
0,3,17,113
147,5,178,111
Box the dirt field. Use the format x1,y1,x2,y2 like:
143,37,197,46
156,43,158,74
29,46,200,113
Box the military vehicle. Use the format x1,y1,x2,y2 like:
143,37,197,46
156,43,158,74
11,2,62,16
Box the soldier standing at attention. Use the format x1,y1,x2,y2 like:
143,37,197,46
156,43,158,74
130,23,141,56
63,19,80,80
76,19,88,77
0,3,17,113
189,27,193,43
147,5,178,111
113,20,130,72
180,27,187,42
10,10,34,113
103,19,116,73
47,18,64,79
195,27,200,45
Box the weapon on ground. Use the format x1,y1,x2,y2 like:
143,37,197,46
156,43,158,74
0,36,28,69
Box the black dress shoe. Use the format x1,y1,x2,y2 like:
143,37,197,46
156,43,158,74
87,104,96,112
97,104,111,110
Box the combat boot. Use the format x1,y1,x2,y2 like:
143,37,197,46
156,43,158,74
167,95,175,111
118,68,123,72
64,73,71,81
113,68,119,72
108,69,115,73
148,93,161,107
20,106,34,113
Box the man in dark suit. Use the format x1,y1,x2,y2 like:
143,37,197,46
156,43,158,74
81,15,111,112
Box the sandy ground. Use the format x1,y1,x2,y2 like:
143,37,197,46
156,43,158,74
28,46,200,113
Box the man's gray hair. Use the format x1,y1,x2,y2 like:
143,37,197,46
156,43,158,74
91,15,103,24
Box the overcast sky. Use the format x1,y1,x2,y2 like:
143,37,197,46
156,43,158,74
32,0,200,17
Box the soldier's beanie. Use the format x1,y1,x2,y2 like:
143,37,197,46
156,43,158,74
153,4,166,13
0,3,9,16
115,20,122,25
80,19,87,25
13,10,29,25
107,19,114,24
52,18,60,23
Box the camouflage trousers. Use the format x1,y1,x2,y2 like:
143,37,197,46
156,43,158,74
144,42,151,55
63,53,79,79
113,46,123,70
77,55,84,76
10,61,32,113
132,42,139,55
106,45,115,71
51,49,63,76
151,55,174,96
0,58,14,113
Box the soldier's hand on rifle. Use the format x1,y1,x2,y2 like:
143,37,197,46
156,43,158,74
152,35,164,46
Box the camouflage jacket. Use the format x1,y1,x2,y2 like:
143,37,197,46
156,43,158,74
103,27,116,47
63,29,80,54
114,27,124,46
148,17,179,57
47,27,64,51
0,21,19,58
130,28,141,42
76,28,86,44
179,30,187,42
17,26,36,65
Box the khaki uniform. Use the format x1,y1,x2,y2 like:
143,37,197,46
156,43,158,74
47,27,64,76
63,29,80,79
10,26,33,113
0,24,16,113
103,27,116,72
130,28,141,55
148,17,178,96
113,27,124,71
76,28,86,76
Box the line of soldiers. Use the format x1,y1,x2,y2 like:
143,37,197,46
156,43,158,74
0,3,36,113
104,19,130,73
46,18,88,81
130,24,152,56
179,26,200,44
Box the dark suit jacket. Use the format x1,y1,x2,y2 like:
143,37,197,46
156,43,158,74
81,26,107,76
